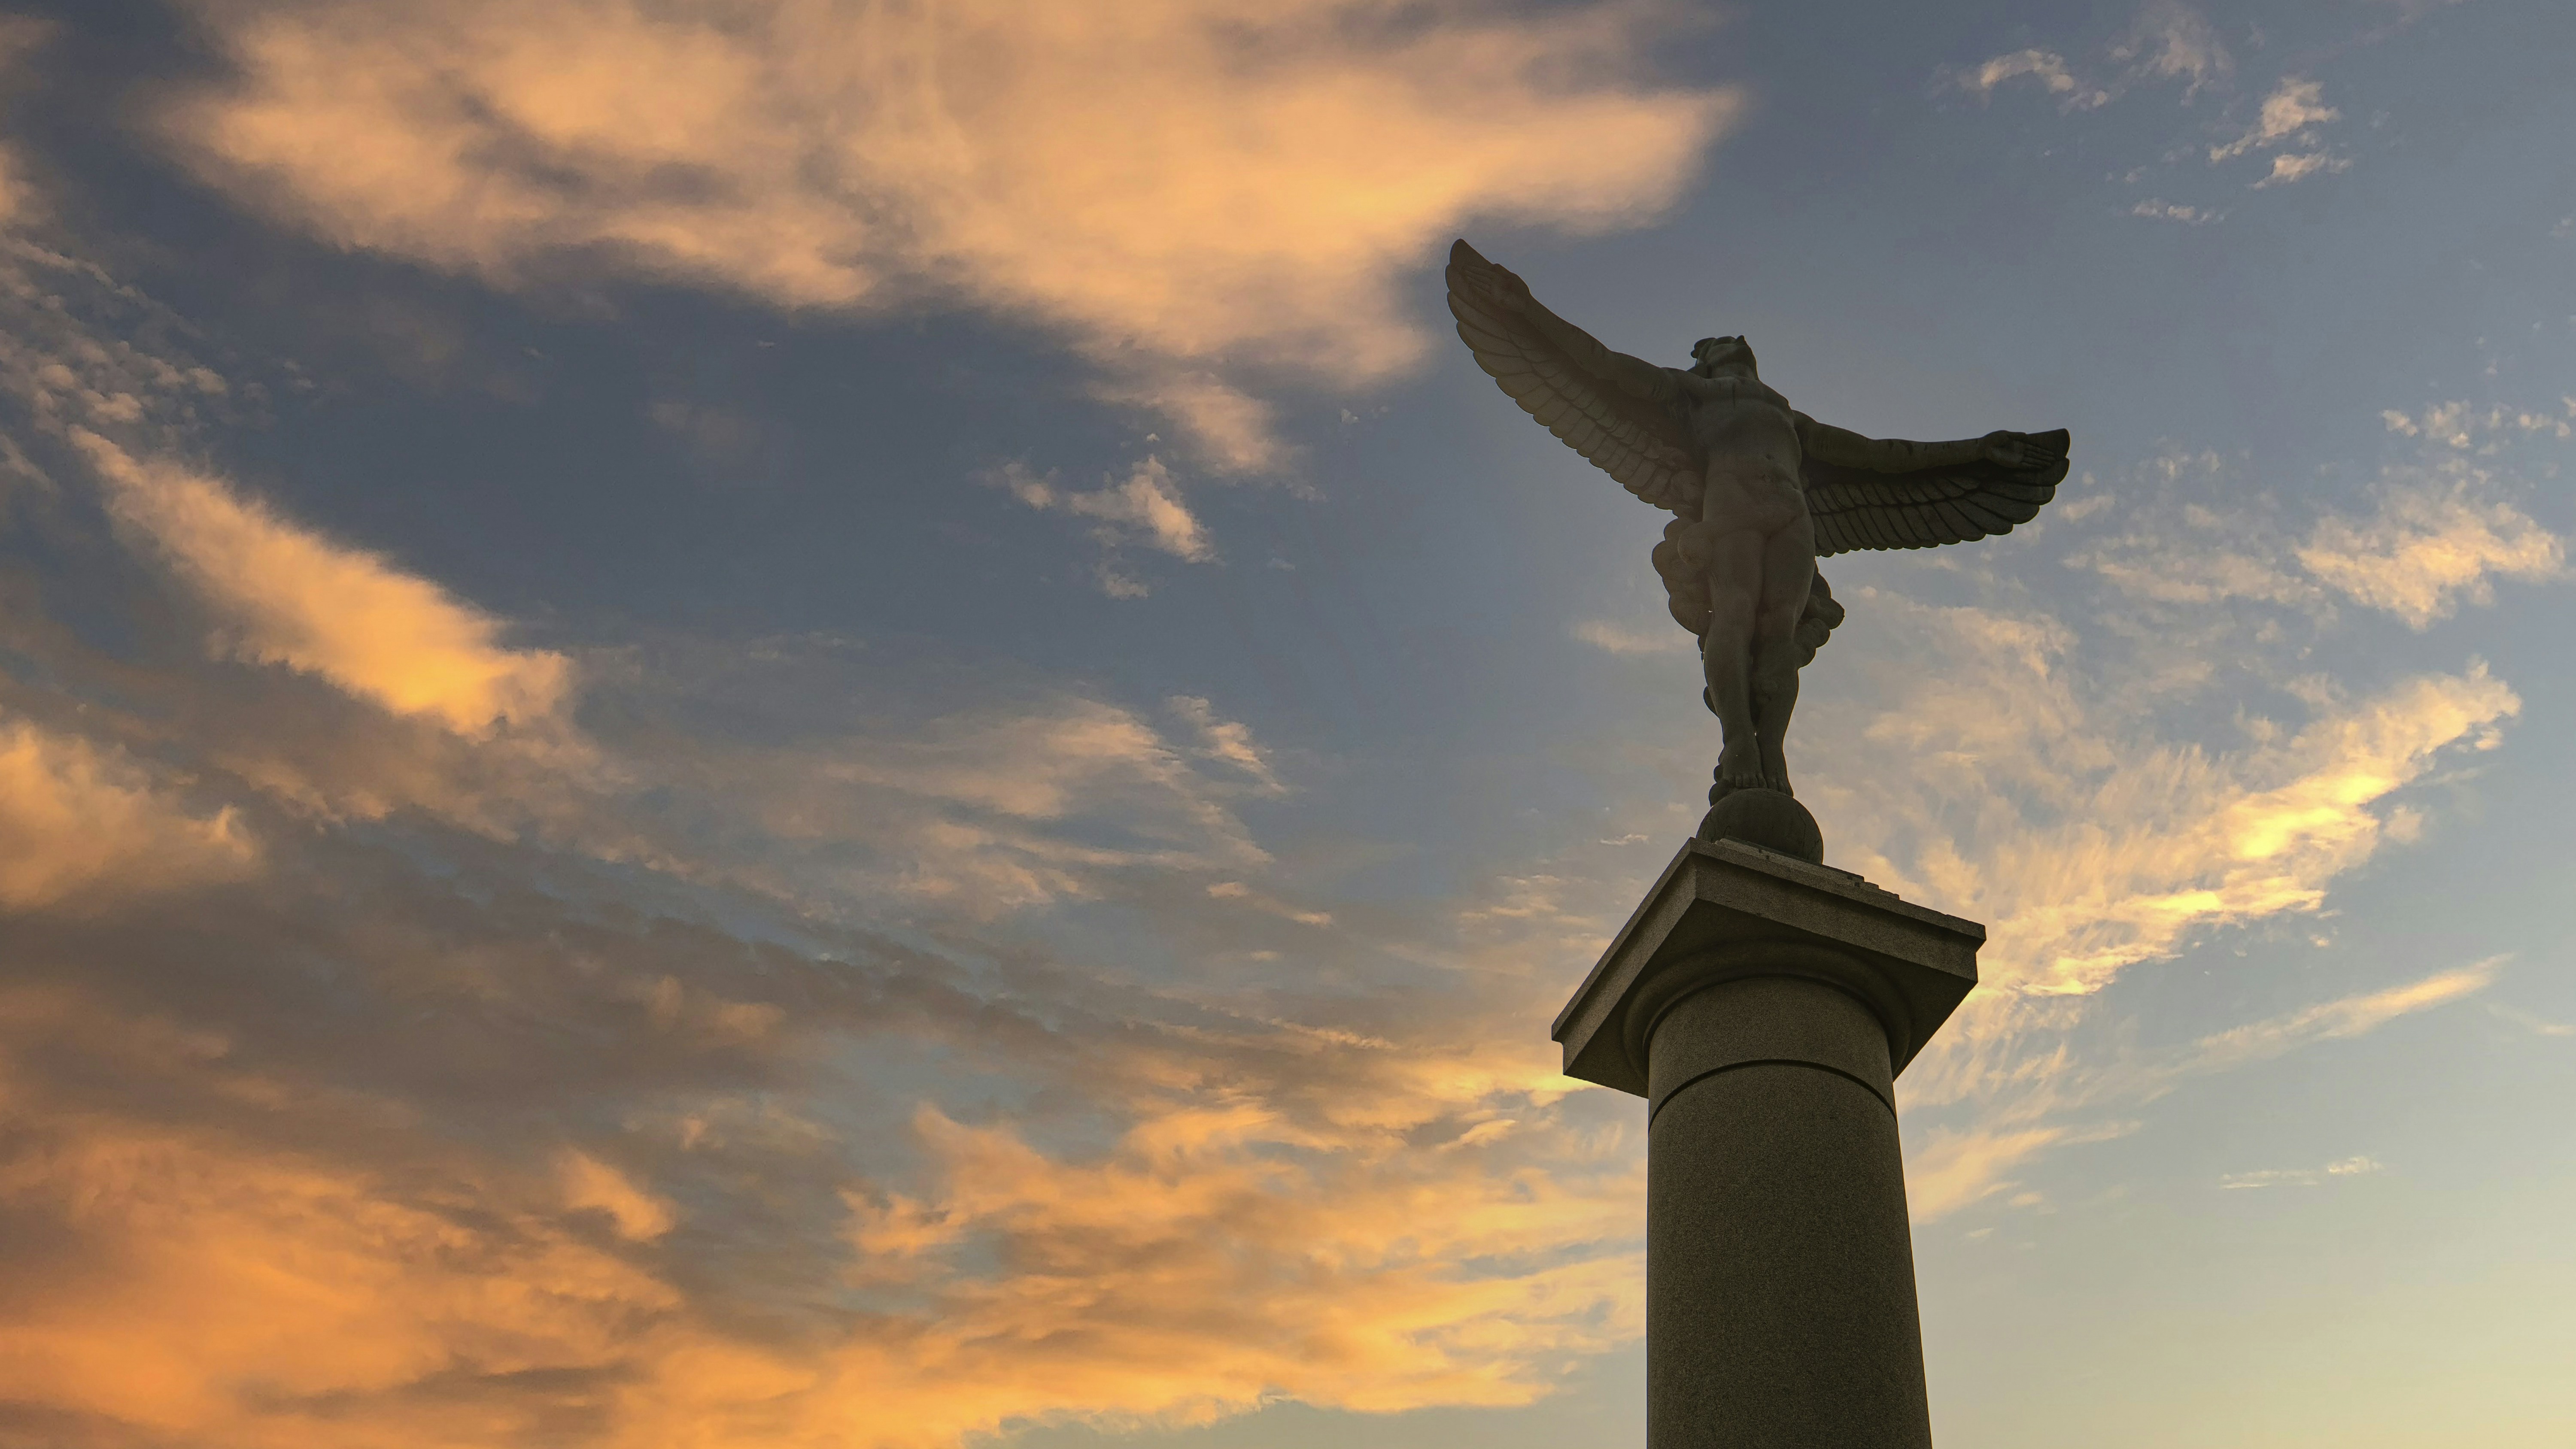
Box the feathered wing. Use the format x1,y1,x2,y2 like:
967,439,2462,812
1445,240,1702,512
1799,428,2072,557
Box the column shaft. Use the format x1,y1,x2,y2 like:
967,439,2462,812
1645,973,1932,1449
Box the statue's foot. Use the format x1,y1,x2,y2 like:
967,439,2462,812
1714,742,1765,796
1759,755,1793,797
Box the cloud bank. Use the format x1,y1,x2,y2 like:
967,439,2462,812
162,0,1736,467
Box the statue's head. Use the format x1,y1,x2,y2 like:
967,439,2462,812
1691,335,1757,378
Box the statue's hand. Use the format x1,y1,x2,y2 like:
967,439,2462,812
1982,430,2053,470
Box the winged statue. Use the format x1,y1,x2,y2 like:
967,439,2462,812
1446,239,2070,838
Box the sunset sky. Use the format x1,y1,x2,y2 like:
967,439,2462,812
1,1,2571,1446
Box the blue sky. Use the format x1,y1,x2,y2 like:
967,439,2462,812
0,1,2571,1446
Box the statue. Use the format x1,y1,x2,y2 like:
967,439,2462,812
1446,239,2071,849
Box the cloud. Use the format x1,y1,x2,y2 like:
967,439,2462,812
160,0,1737,467
2069,445,2564,628
2299,476,2564,629
713,691,1279,911
1798,454,2531,1200
2180,957,2504,1076
1957,4,2230,114
72,431,575,737
2111,0,2233,99
1905,1125,2075,1221
1902,959,2494,1218
831,1090,1642,1443
2210,76,2342,172
2131,199,2223,224
0,1100,683,1446
0,806,1650,1449
1571,617,1689,655
0,189,2555,1449
1094,373,1287,477
993,456,1214,593
2381,398,2576,448
0,712,258,909
2220,1155,2385,1189
1870,651,2515,1000
2254,150,2351,187
2488,1003,2575,1037
1169,694,1285,795
1956,49,2109,109
556,1149,677,1240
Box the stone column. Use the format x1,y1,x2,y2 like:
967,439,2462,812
1554,835,1983,1449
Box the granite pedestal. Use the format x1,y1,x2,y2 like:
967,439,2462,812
1555,836,1984,1449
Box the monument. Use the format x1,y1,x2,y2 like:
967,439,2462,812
1446,239,2070,1447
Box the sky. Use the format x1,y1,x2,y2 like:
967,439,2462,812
0,0,2570,1446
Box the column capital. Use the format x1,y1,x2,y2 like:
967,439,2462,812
1553,839,1984,1096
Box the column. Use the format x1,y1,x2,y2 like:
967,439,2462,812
1553,835,1984,1449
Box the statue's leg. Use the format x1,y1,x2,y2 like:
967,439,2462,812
1747,525,1816,794
1698,527,1766,794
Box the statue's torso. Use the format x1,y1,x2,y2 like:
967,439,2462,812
1670,371,1807,531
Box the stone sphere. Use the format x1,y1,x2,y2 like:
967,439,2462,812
1696,788,1824,864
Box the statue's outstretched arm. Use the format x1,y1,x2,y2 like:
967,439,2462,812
1472,264,1677,405
1796,415,2056,473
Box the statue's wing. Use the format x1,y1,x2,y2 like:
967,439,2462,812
1801,430,2072,557
1445,241,1702,512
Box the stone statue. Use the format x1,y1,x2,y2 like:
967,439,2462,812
1446,239,2070,849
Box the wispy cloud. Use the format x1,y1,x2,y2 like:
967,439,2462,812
2178,958,2505,1077
161,0,1737,468
1572,618,1688,655
2382,398,2576,447
990,456,1213,594
1807,444,2536,1213
1954,49,2109,110
74,431,575,737
2488,1003,2576,1038
1955,2,2231,112
1907,1122,2132,1221
1850,630,2514,999
2069,438,2564,629
1905,959,2494,1219
2131,198,2224,224
1170,694,1286,795
2220,1155,2384,1189
2299,478,2564,629
2254,151,2353,186
2212,76,2339,161
2210,76,2345,183
2113,1,2233,97
728,691,1279,911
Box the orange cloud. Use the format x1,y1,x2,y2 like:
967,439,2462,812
1833,597,2517,999
828,1087,1641,1445
160,0,1735,464
0,985,677,1447
0,712,257,909
0,963,1640,1448
73,430,573,737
